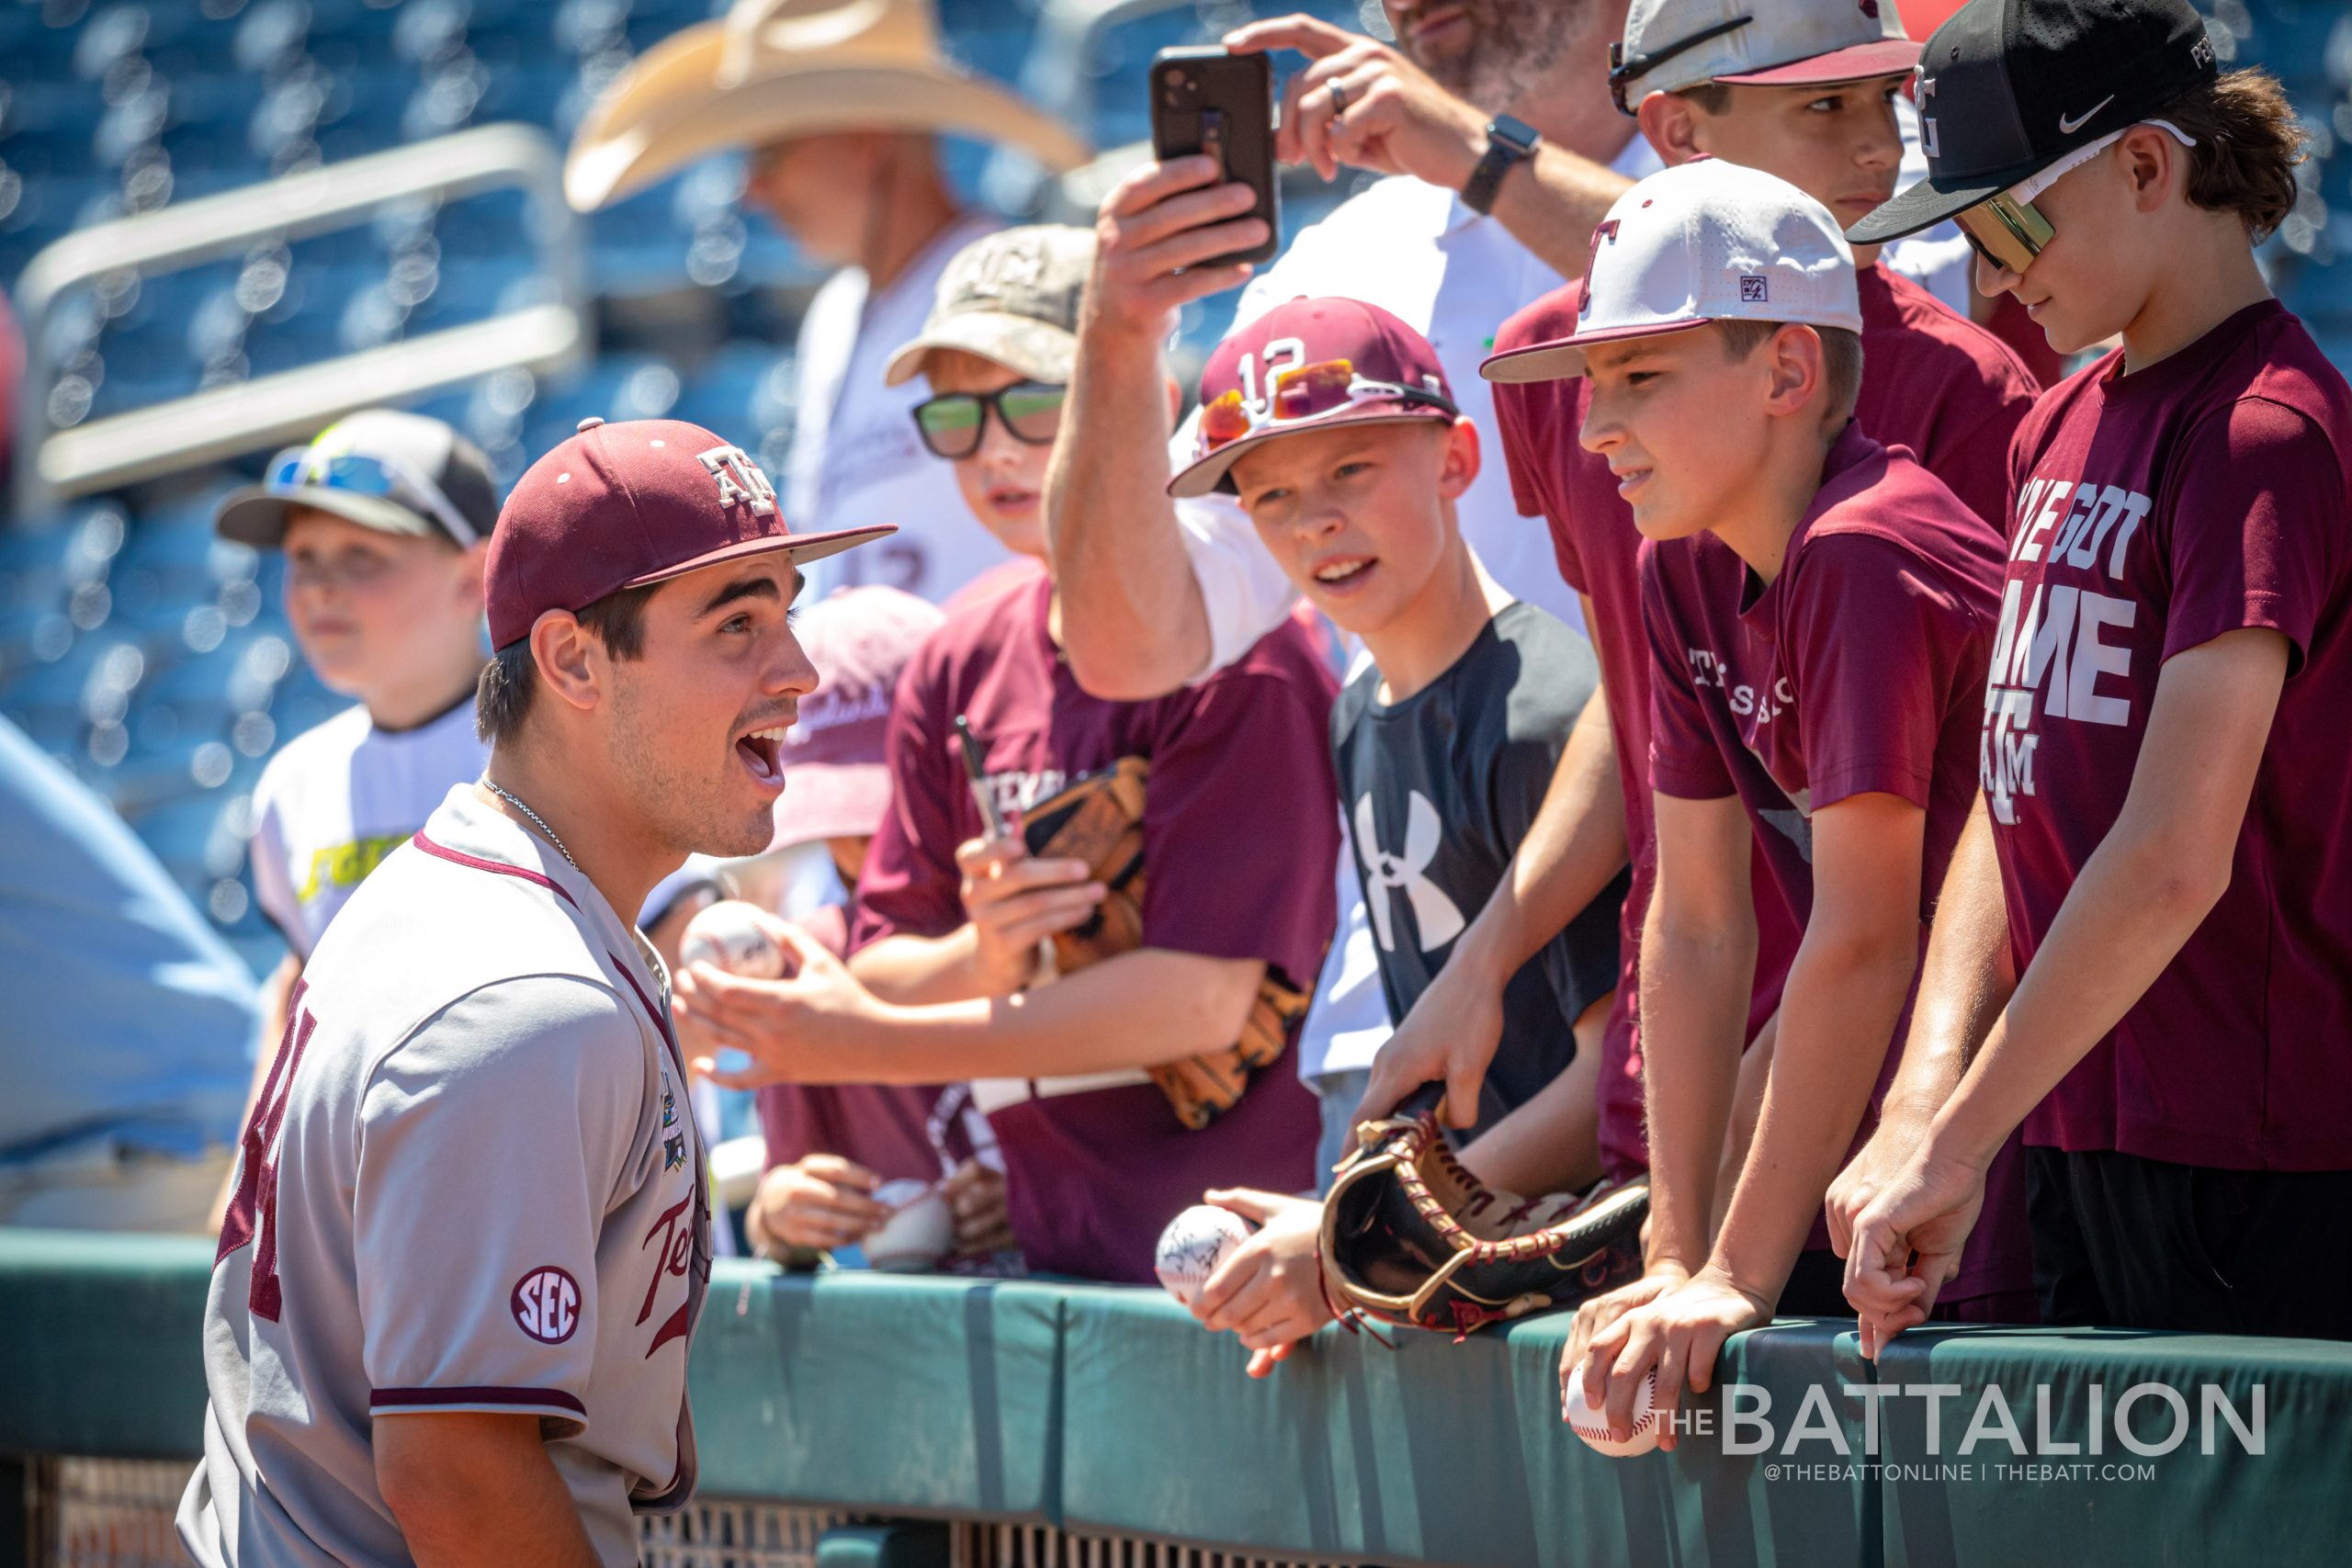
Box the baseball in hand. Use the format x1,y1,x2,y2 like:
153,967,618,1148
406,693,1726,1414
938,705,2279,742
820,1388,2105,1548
1564,1358,1662,1457
681,900,785,978
863,1179,954,1271
1154,1204,1252,1306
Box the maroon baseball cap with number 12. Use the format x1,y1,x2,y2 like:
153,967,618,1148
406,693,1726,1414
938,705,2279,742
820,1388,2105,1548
485,417,895,649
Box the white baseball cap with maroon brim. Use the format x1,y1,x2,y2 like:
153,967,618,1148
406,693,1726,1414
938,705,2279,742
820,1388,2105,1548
1481,159,1861,385
1609,0,1918,112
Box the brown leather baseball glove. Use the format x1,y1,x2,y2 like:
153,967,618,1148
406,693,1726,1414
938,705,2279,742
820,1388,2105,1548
1319,1100,1649,1337
1020,757,1307,1130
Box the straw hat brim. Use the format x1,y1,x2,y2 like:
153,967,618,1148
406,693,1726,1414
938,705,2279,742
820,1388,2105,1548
566,22,1091,210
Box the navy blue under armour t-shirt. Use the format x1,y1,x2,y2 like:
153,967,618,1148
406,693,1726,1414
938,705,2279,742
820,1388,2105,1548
1329,601,1628,1134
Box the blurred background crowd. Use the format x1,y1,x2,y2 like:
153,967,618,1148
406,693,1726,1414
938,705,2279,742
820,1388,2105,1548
0,0,2344,1265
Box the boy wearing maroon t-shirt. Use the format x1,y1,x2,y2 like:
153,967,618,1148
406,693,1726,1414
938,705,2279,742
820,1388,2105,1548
1545,161,2026,1446
1358,0,2037,1194
1837,0,2352,1344
673,228,1331,1285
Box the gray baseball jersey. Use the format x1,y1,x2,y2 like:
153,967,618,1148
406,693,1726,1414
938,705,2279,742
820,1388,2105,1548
179,786,710,1567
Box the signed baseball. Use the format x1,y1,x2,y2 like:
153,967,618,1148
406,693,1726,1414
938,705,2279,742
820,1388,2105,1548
1153,1205,1251,1306
1564,1359,1661,1458
680,900,784,978
863,1179,953,1272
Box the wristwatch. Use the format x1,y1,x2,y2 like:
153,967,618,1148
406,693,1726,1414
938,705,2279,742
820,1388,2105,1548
1462,114,1541,216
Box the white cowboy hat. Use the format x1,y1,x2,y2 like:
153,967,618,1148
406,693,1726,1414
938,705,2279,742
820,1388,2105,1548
565,0,1092,211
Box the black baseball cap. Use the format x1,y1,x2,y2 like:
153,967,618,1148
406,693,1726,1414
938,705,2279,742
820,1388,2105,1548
216,410,501,549
1847,0,2218,246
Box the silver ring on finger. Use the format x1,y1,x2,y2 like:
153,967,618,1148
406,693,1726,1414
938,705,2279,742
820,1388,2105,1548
1329,79,1349,118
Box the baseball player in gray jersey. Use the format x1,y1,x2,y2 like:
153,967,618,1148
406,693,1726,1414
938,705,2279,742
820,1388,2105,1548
182,417,893,1567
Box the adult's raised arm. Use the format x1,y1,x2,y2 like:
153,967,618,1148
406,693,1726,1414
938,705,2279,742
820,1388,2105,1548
1225,15,1633,279
1046,157,1262,699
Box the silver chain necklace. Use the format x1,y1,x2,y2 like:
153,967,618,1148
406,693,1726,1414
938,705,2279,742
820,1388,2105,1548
483,780,580,871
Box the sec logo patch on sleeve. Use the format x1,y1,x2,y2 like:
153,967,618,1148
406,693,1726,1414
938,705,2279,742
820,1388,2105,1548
511,1266,582,1344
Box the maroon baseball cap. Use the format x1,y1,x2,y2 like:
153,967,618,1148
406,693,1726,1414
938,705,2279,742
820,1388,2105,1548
1168,297,1459,500
485,416,894,649
769,584,945,851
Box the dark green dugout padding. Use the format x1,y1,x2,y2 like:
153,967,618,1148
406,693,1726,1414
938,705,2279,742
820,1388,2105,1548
6,1230,2351,1567
1866,1325,2352,1567
1057,1290,1871,1567
690,1269,1061,1520
0,1229,213,1457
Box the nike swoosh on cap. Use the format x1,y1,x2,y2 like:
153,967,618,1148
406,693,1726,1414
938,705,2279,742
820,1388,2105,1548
2057,95,2115,135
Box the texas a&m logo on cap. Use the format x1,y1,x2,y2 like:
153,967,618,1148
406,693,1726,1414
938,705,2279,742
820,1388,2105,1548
1579,220,1622,317
698,445,778,515
512,1265,582,1344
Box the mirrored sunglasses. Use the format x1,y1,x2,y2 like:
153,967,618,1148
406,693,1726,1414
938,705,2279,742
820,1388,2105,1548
1198,358,1456,456
1955,192,2056,276
265,446,480,546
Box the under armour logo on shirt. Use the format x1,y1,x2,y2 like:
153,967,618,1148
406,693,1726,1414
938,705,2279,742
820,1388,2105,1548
698,444,779,514
1354,792,1466,953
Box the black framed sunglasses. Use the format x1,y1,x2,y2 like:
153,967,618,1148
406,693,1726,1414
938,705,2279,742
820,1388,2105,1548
910,382,1069,460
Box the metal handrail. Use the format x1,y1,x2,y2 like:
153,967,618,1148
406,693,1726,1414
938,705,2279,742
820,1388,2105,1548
11,122,589,516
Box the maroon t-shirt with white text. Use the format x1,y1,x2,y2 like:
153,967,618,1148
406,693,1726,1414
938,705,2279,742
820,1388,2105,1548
1986,299,2352,1170
1491,262,2039,1180
851,564,1333,1281
1642,426,2028,1300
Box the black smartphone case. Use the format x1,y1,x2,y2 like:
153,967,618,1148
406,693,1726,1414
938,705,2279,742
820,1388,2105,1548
1148,47,1280,267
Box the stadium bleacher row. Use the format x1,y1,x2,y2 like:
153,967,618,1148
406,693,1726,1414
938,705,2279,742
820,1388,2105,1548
1,0,2346,985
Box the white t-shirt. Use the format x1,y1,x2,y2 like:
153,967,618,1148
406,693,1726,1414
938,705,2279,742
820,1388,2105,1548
182,788,708,1568
248,696,490,960
787,213,1014,606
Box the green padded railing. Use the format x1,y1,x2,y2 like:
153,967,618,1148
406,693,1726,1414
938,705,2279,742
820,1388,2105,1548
6,1227,2350,1566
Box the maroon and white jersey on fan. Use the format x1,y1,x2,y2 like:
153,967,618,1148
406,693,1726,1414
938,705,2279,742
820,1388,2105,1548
1986,300,2352,1170
179,786,709,1567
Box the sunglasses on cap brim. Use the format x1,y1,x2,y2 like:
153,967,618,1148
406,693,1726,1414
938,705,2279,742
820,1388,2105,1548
910,381,1068,460
1198,358,1457,456
1607,15,1753,116
266,446,481,546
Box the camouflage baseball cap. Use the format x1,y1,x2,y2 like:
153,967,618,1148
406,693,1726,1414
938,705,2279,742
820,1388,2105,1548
883,224,1094,388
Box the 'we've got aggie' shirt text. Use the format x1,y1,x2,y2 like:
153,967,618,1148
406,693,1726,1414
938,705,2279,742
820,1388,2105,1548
1985,300,2352,1170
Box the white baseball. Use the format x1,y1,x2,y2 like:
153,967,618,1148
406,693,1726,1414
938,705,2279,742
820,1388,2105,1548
680,900,784,978
1153,1204,1252,1307
1564,1359,1662,1458
863,1179,953,1271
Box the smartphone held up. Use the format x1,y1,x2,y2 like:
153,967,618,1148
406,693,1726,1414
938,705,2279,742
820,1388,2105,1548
1149,47,1281,267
